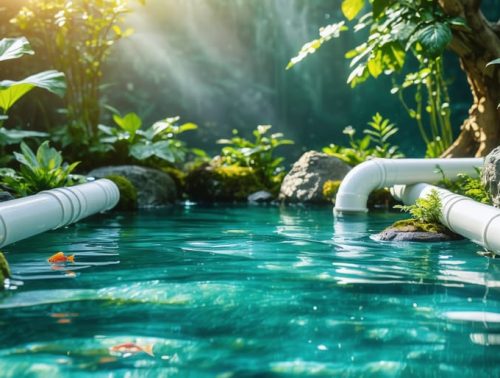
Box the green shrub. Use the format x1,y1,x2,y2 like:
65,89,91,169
395,189,442,224
105,175,138,211
323,113,404,166
0,141,80,196
217,125,293,193
437,167,491,204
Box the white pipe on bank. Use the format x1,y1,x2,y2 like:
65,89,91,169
0,179,119,248
392,183,500,254
334,158,483,214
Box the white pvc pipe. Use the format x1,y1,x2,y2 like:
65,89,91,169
393,183,500,254
334,158,483,214
0,179,119,248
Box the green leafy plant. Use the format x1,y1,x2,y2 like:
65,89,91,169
0,141,80,196
287,0,463,156
217,125,294,192
323,113,404,166
0,37,64,158
12,0,144,146
436,166,490,204
99,112,200,164
395,189,442,224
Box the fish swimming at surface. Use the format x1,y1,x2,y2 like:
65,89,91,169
109,342,155,357
48,252,75,263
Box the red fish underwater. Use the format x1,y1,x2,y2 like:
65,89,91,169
48,252,75,263
109,342,155,357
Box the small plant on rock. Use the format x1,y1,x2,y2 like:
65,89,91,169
395,189,442,225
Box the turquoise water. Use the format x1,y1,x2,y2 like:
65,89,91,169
0,205,499,377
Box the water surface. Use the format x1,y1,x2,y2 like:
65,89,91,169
1,205,499,377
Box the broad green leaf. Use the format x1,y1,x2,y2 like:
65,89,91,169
113,112,142,135
0,128,48,145
0,70,66,112
0,37,34,62
412,23,452,58
341,0,365,21
486,58,500,67
367,50,383,78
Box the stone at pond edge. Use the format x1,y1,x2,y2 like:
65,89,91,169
376,219,463,242
0,252,10,288
104,175,138,211
88,165,177,207
482,146,500,207
248,191,273,203
0,191,14,202
279,151,351,203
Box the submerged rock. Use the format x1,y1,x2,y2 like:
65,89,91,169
88,165,177,207
279,151,351,203
376,219,462,242
482,147,500,207
0,252,10,288
0,191,14,202
248,190,273,203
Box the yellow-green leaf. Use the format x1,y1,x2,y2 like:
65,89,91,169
341,0,365,21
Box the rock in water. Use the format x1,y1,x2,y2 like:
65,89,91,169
377,229,460,242
279,151,351,203
88,165,177,207
248,191,273,203
482,146,500,207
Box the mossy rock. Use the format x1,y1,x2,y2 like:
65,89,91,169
161,166,186,194
322,180,341,202
376,219,462,242
185,164,264,202
105,175,138,211
0,252,10,286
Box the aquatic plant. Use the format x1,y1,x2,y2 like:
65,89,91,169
395,189,442,225
287,0,500,157
217,125,293,193
0,37,64,162
0,141,80,196
98,112,199,165
323,113,403,166
105,174,138,211
11,0,144,147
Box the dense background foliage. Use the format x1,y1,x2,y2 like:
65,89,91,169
3,0,497,161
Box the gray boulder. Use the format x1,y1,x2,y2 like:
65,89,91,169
376,229,461,242
0,191,14,202
248,190,273,203
482,146,500,207
279,151,351,203
88,165,177,207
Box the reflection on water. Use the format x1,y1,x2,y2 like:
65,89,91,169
0,205,499,377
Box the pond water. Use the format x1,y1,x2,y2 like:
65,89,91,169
0,205,499,377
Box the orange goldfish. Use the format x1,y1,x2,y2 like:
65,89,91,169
48,252,75,263
109,342,155,357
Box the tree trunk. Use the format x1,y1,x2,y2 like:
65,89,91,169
439,0,500,157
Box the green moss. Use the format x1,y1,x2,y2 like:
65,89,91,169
105,175,138,211
0,252,10,286
161,166,186,193
185,164,263,201
322,180,342,201
390,219,450,234
368,188,397,209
